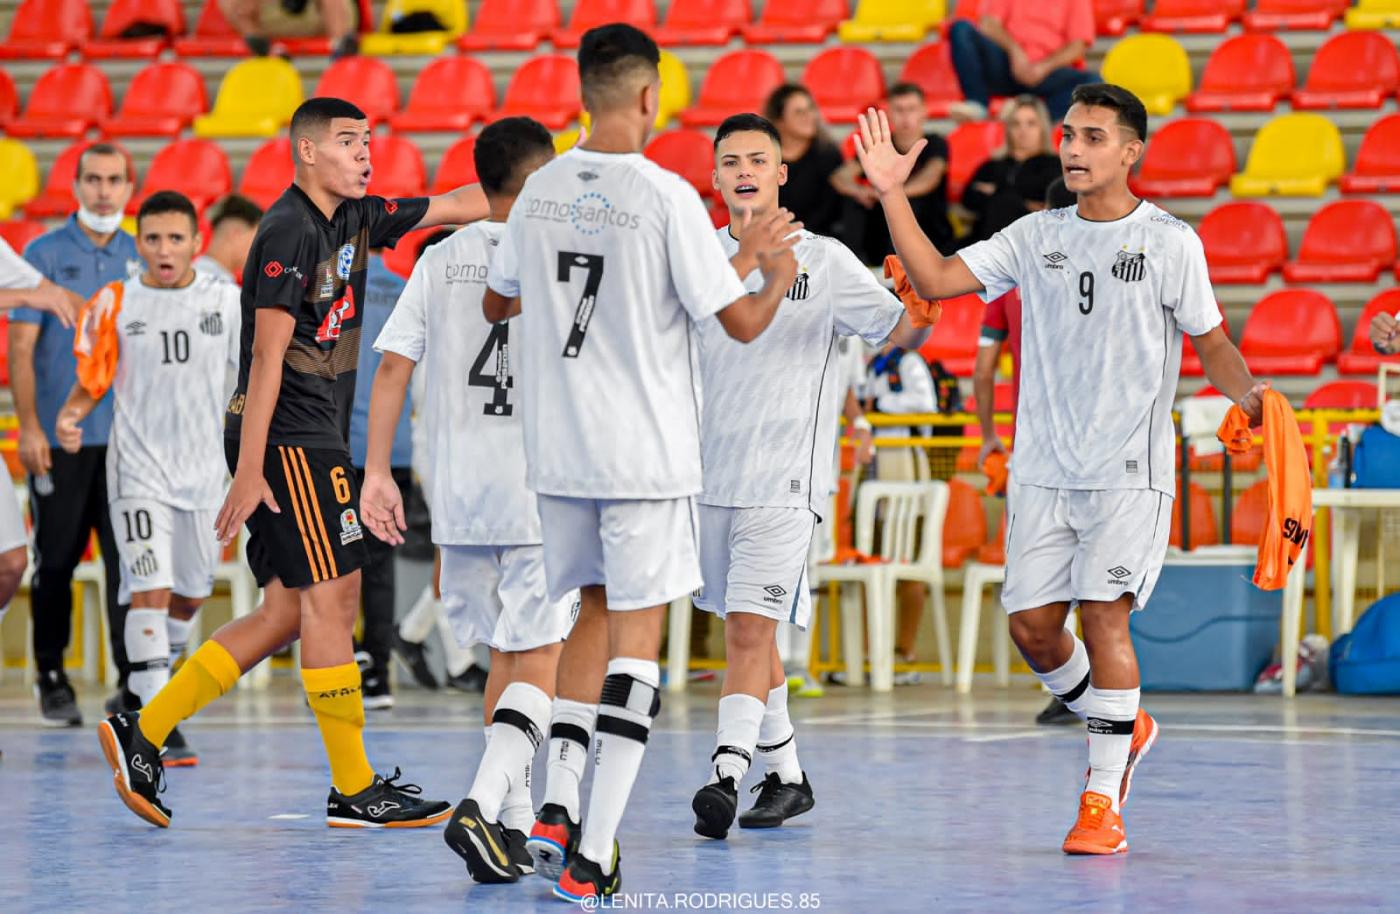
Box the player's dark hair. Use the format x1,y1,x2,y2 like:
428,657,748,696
888,81,926,102
289,96,368,147
1070,83,1149,143
713,114,782,153
77,142,132,181
475,116,555,197
136,190,198,233
1044,176,1076,209
577,24,660,111
418,228,454,256
206,193,264,231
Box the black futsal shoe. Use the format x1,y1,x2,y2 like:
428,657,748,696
738,772,815,829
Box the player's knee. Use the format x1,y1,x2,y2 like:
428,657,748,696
1077,600,1132,640
0,546,26,604
725,612,776,659
1008,612,1062,665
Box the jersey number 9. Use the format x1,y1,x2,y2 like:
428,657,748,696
1078,271,1094,316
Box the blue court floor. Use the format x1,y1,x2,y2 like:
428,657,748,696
2,679,1398,914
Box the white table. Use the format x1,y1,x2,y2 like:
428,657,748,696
1281,487,1400,696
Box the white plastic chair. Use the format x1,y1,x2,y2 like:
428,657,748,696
816,480,951,691
955,562,1011,693
666,595,693,694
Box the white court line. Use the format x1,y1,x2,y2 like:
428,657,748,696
268,813,308,820
801,717,1400,740
962,730,1049,743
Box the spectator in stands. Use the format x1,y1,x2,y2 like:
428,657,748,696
1371,309,1399,354
832,83,952,264
947,0,1100,123
960,96,1062,245
11,143,140,726
219,0,360,58
764,84,845,237
195,194,264,285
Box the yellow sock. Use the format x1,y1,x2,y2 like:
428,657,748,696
137,640,241,748
302,663,375,796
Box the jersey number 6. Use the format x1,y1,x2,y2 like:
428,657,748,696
330,467,352,505
557,251,604,358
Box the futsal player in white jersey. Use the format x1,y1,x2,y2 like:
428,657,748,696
482,24,800,901
689,114,932,840
56,191,241,767
360,117,574,885
853,83,1268,855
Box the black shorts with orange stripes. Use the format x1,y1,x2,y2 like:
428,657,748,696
224,440,370,588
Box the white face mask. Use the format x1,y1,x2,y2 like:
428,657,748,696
77,204,124,235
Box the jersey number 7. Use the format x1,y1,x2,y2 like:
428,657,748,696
558,251,605,358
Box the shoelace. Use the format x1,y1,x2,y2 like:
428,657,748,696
379,767,424,796
750,774,782,800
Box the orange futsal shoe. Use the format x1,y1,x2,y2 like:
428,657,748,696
1120,708,1159,807
1062,791,1127,856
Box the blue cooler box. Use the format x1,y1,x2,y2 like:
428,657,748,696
1130,547,1281,691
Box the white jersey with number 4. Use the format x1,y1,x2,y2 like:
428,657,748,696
488,147,748,500
74,271,241,509
699,229,903,515
374,220,541,546
958,201,1221,496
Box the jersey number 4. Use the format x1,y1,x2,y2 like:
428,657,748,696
469,323,514,417
557,251,604,358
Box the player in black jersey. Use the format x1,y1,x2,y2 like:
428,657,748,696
99,97,490,831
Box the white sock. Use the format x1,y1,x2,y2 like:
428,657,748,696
467,682,550,822
784,623,812,676
1085,686,1139,812
125,608,171,706
543,698,597,822
710,693,765,784
501,757,535,834
1031,633,1092,720
577,658,659,873
166,616,194,663
756,681,803,784
398,584,439,643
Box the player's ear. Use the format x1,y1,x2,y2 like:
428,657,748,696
296,134,316,167
641,80,660,122
1123,138,1144,168
711,168,721,195
776,162,789,188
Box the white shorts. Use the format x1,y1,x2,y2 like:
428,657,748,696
696,505,816,629
439,543,579,653
110,498,220,604
1001,482,1172,614
536,495,701,611
0,481,27,553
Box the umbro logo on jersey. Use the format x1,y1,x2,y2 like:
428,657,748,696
1112,250,1146,283
200,312,224,336
787,271,810,301
131,549,159,579
1042,252,1067,270
125,320,146,336
763,584,788,605
578,171,599,182
1108,566,1131,580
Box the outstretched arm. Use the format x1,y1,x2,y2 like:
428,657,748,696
420,184,490,229
1194,326,1267,424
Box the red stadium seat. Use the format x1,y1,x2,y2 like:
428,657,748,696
654,0,749,45
85,0,184,58
131,140,231,212
802,47,887,124
554,0,656,47
1198,202,1287,284
1230,479,1270,546
741,0,847,43
1179,305,1228,376
1305,380,1380,410
6,64,111,138
1242,0,1347,31
1238,289,1342,375
1337,290,1400,375
23,141,88,218
942,479,988,568
1185,34,1293,112
0,0,91,59
493,55,580,130
1170,482,1218,549
644,130,716,199
946,121,1004,203
1293,31,1400,111
458,0,559,51
0,69,17,127
430,136,479,196
1139,0,1244,32
314,56,400,126
1340,115,1400,195
367,136,427,199
680,50,785,127
898,41,967,118
101,62,207,138
238,137,293,210
1130,118,1235,197
1283,201,1398,283
1095,0,1144,35
173,0,247,56
379,225,442,279
708,197,730,229
918,292,982,375
390,57,494,133
0,219,46,254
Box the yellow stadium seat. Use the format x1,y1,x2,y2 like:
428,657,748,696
193,57,303,138
1345,0,1400,28
0,139,39,220
1101,34,1191,116
361,0,467,55
554,128,581,154
578,52,690,134
1230,113,1346,198
838,0,945,43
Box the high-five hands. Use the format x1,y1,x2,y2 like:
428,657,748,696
852,107,927,196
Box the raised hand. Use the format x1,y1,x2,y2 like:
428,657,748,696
1370,310,1399,354
852,107,927,196
27,282,79,329
737,207,802,273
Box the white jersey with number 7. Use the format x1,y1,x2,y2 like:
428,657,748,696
488,147,748,500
